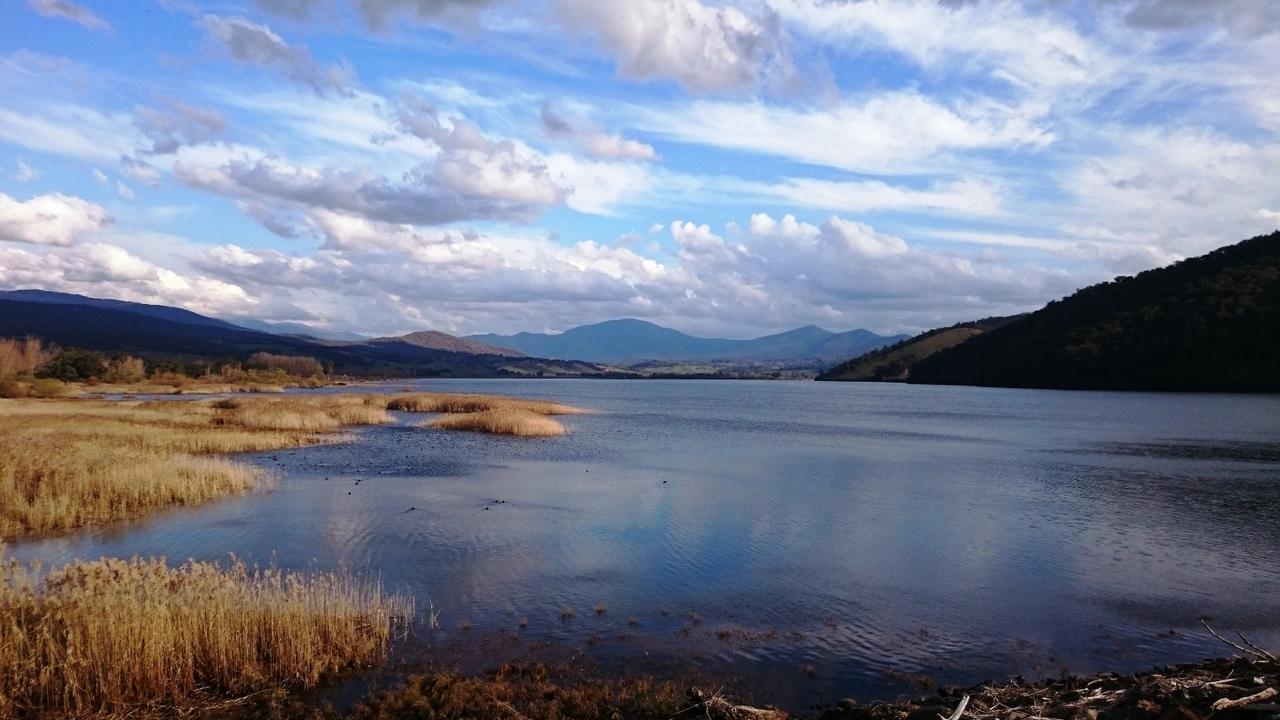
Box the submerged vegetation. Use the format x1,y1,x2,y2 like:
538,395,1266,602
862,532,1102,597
0,391,585,539
0,552,410,717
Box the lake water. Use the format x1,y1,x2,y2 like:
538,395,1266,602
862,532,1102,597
12,380,1280,709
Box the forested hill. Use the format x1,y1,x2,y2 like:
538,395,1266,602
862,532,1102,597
907,231,1280,392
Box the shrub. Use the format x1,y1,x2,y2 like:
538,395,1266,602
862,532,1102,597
40,347,106,382
0,337,57,380
104,354,147,384
28,378,69,398
247,352,326,378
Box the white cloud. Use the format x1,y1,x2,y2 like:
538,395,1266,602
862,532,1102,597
738,177,1004,215
641,92,1051,174
27,0,111,31
0,192,110,246
0,104,138,162
556,0,790,92
177,207,1083,336
769,0,1109,96
1061,127,1280,256
0,241,257,317
134,99,226,155
541,102,658,161
199,14,356,95
14,159,38,182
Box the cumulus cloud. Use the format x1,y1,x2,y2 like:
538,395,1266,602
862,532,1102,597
27,0,110,31
0,192,110,246
557,0,790,92
134,99,227,154
541,102,657,161
199,14,355,95
178,206,1083,337
177,150,564,231
0,241,258,318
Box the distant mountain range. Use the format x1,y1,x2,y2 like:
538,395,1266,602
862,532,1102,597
0,291,608,378
468,319,906,364
370,331,525,357
820,230,1280,393
0,289,901,378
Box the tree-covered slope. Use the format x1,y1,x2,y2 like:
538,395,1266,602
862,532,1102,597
816,316,1021,382
908,231,1280,392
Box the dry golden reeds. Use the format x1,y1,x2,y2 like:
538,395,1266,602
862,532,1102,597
0,551,411,716
0,396,388,539
386,392,585,416
425,409,568,437
0,390,585,538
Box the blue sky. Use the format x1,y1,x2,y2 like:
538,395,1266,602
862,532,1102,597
1,0,1278,337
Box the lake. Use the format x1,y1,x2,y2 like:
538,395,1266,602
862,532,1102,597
12,379,1280,709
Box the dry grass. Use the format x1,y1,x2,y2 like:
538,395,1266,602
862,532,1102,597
386,392,585,416
425,409,568,437
0,396,390,539
0,551,411,717
0,390,584,538
389,391,583,438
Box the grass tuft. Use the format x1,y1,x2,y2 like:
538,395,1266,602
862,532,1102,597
425,409,567,437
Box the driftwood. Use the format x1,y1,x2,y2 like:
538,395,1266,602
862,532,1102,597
940,695,970,720
1209,687,1276,712
683,688,789,720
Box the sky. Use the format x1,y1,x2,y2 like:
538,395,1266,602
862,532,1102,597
1,0,1278,339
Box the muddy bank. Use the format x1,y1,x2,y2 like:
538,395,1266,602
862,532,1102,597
207,654,1278,720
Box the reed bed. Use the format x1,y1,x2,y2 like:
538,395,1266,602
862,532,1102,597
0,552,412,717
0,391,583,538
424,409,569,437
386,392,585,416
0,396,389,539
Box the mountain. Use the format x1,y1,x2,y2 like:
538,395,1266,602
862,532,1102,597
0,292,609,379
904,231,1280,392
467,319,906,364
817,316,1022,382
0,289,242,331
370,331,525,357
227,317,367,342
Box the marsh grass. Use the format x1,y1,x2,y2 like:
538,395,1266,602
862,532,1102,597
389,392,584,438
386,392,585,416
425,409,568,437
0,552,411,717
0,396,390,539
1,390,584,538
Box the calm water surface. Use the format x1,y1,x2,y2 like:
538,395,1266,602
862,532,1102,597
13,380,1280,708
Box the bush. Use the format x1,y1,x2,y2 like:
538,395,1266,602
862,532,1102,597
246,352,325,378
40,348,106,382
0,337,57,380
104,354,147,384
28,378,69,398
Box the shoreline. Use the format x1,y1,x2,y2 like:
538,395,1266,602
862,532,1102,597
206,654,1280,719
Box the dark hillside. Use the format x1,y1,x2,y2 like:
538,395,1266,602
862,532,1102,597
908,231,1280,392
